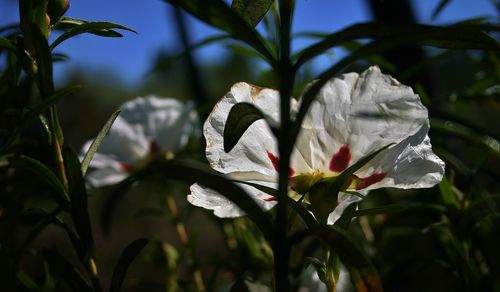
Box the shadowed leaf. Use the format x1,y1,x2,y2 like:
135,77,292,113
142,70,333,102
110,238,149,292
224,102,266,152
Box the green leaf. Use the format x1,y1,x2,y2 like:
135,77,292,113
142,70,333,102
0,37,16,53
432,0,452,19
80,109,121,175
63,147,94,257
231,0,274,28
152,34,230,72
354,203,446,217
309,144,392,223
163,0,275,65
10,155,69,205
49,20,137,50
23,85,81,124
312,225,383,292
109,238,149,292
42,249,94,292
101,159,274,240
17,271,39,291
16,208,84,263
294,22,500,69
438,176,461,209
430,118,500,157
334,202,357,230
224,102,266,152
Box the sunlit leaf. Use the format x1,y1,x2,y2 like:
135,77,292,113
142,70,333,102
232,0,274,28
109,238,149,292
224,102,266,152
80,109,121,175
163,0,275,65
49,20,137,50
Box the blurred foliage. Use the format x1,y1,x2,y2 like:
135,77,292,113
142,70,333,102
1,0,499,291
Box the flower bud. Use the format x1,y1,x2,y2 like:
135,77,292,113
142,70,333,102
47,0,70,25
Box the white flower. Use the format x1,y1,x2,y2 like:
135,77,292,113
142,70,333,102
81,95,199,187
188,66,445,222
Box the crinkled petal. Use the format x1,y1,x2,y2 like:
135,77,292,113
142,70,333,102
300,66,429,171
204,82,309,178
326,192,363,225
354,122,445,190
187,180,277,218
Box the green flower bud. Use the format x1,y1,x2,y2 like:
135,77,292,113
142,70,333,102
47,0,70,24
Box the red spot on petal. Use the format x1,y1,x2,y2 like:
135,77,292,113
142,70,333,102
149,139,161,154
329,144,352,172
355,172,386,190
267,151,294,177
264,196,277,202
119,162,134,173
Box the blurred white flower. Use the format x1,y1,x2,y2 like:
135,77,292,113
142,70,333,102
81,95,198,187
188,66,444,222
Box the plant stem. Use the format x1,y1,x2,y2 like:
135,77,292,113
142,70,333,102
275,0,295,291
166,194,206,292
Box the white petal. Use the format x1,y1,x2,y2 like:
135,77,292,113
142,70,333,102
300,66,429,170
120,95,199,152
187,180,277,218
355,122,445,190
326,193,362,225
86,167,128,187
204,82,308,178
83,116,149,165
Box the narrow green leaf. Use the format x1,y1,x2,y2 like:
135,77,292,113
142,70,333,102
49,21,137,50
81,109,121,175
101,159,274,240
42,249,94,292
432,0,452,19
438,176,461,209
63,147,94,256
333,203,357,229
294,22,500,69
224,102,266,152
232,0,274,27
163,0,276,65
23,85,81,124
354,203,446,217
109,238,149,292
17,271,39,291
0,37,16,53
10,155,69,205
236,180,319,228
312,225,383,292
309,144,392,223
153,34,230,72
430,118,500,156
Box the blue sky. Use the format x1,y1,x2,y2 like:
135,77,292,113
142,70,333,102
1,0,497,87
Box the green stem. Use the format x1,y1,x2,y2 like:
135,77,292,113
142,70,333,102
166,194,206,292
275,1,295,291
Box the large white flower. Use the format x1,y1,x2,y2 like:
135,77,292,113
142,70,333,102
81,95,199,187
188,66,445,222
